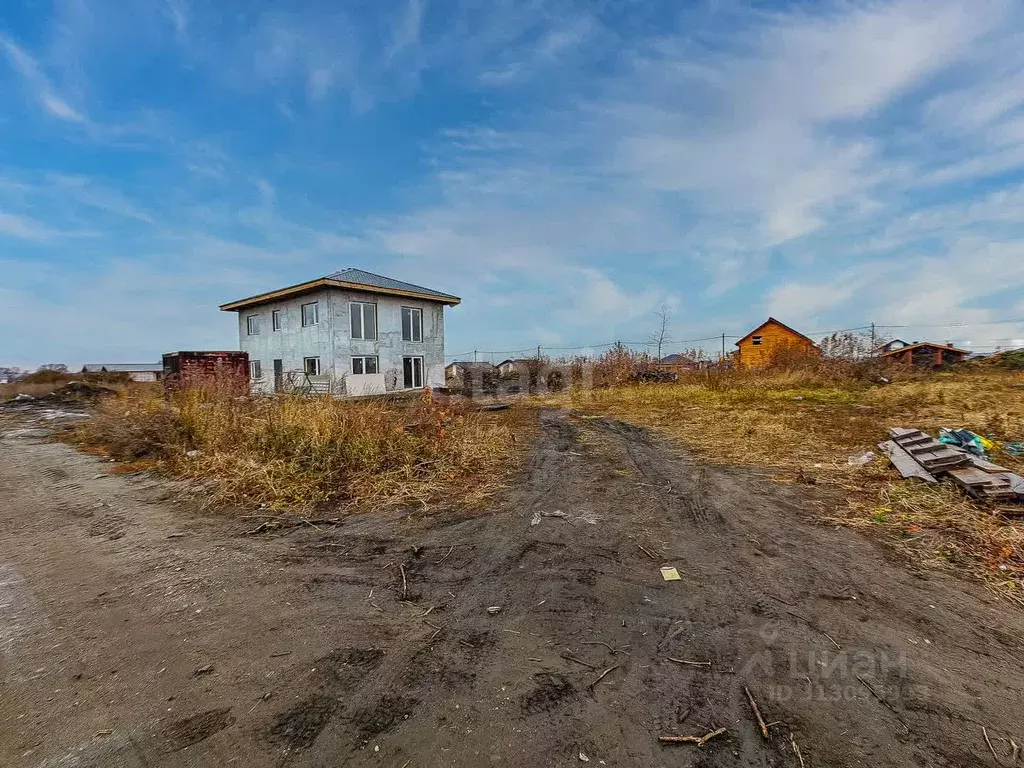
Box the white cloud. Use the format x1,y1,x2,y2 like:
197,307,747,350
0,211,52,241
47,174,154,223
164,0,189,41
764,236,1024,348
0,34,86,123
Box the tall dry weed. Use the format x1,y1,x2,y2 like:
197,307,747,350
77,386,524,510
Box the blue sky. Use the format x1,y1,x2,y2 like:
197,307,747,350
2,0,1024,368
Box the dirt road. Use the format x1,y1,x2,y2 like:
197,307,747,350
2,408,1023,767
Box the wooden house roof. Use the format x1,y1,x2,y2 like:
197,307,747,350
880,341,971,357
734,317,817,347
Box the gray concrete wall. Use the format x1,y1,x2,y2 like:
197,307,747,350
236,288,447,394
235,287,334,394
330,289,446,391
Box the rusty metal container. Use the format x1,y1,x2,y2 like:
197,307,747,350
162,351,249,391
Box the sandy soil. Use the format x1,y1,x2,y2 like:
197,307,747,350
2,406,1024,767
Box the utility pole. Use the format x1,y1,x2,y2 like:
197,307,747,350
474,349,477,363
870,322,876,351
537,344,542,359
721,333,726,361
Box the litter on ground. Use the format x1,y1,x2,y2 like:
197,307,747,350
881,427,1024,503
847,451,876,466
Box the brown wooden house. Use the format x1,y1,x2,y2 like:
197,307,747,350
735,317,819,369
881,342,970,368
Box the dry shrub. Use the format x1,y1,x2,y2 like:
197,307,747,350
591,343,655,387
76,386,525,511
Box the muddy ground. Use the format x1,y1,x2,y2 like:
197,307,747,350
2,405,1023,767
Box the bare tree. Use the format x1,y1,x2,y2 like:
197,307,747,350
818,331,890,360
648,305,673,361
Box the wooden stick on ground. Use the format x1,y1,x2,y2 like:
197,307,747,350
790,733,806,767
637,544,657,560
435,545,455,564
744,686,769,739
399,564,408,600
658,727,727,746
561,653,600,670
983,727,1003,765
856,675,910,734
589,665,620,690
667,658,711,667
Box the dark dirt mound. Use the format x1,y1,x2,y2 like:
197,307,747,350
1,380,115,407
45,380,116,403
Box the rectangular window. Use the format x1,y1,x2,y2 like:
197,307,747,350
272,310,282,331
249,360,262,379
350,301,377,339
751,335,763,346
301,301,319,327
303,357,321,376
246,315,260,335
403,356,424,389
351,356,379,375
401,307,423,342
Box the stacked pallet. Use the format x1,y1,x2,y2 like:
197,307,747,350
879,428,1024,503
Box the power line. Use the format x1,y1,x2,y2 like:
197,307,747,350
446,318,1024,361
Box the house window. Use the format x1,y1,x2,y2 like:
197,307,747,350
272,310,282,331
249,360,262,379
246,315,260,335
751,335,763,346
301,301,319,327
401,307,423,342
350,301,377,339
403,356,424,389
351,356,379,375
303,357,321,376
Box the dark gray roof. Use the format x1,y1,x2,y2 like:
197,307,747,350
446,361,494,369
326,268,460,302
83,363,161,373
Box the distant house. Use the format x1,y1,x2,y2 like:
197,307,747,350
496,359,534,377
659,353,702,370
734,318,819,368
445,361,495,379
882,342,970,368
82,363,163,382
872,339,909,356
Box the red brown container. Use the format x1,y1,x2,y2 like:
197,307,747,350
162,351,249,391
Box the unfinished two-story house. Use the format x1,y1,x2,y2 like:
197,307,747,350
220,268,460,395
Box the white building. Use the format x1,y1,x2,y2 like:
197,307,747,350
81,363,163,382
220,268,460,395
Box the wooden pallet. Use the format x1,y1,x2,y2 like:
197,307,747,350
881,427,1024,503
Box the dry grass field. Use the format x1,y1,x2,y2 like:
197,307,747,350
72,384,529,511
545,366,1024,597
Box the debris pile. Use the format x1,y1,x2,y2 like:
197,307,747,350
879,427,1024,503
